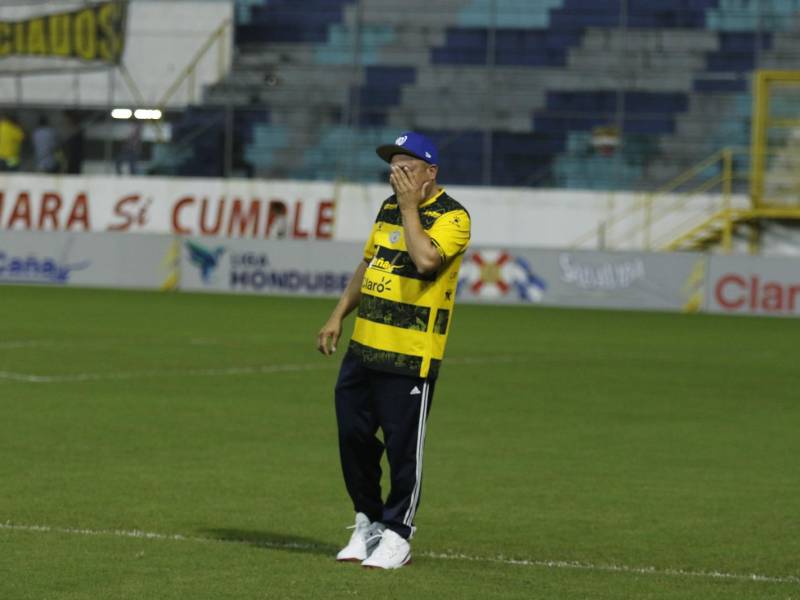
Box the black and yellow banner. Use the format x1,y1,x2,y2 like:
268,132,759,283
0,1,127,65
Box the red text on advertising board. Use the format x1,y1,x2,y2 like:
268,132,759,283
171,196,335,239
715,273,800,313
108,194,152,231
0,191,90,231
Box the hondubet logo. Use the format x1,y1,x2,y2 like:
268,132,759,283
0,250,90,284
395,135,408,146
185,240,225,283
458,250,546,302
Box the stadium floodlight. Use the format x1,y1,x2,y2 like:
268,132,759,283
111,108,133,119
134,109,163,120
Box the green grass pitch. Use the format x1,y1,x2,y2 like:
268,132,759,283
1,285,798,599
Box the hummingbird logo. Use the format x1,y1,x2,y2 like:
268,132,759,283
185,240,225,283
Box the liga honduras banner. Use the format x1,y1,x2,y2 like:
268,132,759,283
0,1,127,73
179,237,355,297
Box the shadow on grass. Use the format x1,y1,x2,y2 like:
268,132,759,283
201,528,337,558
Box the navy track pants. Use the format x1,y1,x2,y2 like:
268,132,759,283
335,350,436,540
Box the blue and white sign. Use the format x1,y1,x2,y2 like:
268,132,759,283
0,231,173,289
180,238,355,297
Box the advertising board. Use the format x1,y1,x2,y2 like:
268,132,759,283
457,248,707,312
707,255,800,317
0,230,173,289
179,237,359,297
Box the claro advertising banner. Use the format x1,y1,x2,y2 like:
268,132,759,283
706,255,800,317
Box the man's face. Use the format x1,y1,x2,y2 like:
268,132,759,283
390,153,437,183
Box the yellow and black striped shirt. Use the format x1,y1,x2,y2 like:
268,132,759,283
349,188,471,379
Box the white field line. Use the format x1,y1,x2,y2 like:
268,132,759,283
0,340,57,349
0,363,334,383
0,337,305,353
0,355,525,384
0,521,797,585
0,338,258,350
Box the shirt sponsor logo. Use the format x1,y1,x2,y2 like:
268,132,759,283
370,257,397,273
362,275,393,294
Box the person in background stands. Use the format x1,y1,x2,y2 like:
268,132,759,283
116,121,142,175
0,112,26,172
32,115,61,174
64,112,85,175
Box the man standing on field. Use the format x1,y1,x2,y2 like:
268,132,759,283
317,132,471,569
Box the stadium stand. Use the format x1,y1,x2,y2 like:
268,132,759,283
160,0,800,190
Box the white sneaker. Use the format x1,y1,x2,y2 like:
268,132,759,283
361,528,411,569
336,513,384,562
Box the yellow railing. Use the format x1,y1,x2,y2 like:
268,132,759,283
569,148,741,250
115,18,232,144
750,70,800,209
157,18,232,109
665,206,800,251
117,18,231,112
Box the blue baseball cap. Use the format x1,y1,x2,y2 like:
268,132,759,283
376,131,438,165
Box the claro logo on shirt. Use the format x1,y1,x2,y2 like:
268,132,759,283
362,275,392,294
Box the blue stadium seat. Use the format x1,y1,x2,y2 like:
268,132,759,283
707,0,800,31
431,29,489,64
294,126,399,181
436,131,485,186
532,91,687,177
552,132,645,190
432,28,581,66
156,108,273,177
316,24,396,65
693,32,772,92
243,124,288,172
236,0,355,44
705,32,772,72
236,0,265,25
491,132,563,186
550,0,714,29
458,0,564,28
355,66,417,126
